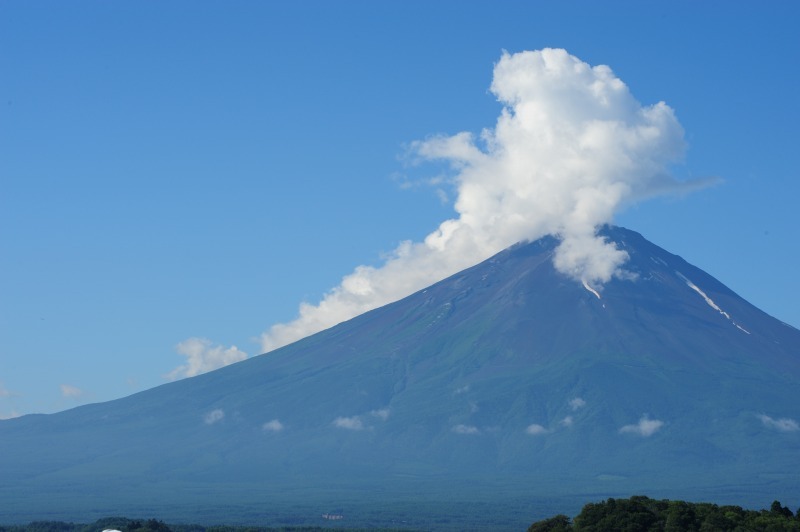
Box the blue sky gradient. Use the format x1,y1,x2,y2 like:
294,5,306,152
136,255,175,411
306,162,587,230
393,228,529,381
1,1,798,416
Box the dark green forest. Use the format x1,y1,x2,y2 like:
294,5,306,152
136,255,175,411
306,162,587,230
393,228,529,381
529,496,800,531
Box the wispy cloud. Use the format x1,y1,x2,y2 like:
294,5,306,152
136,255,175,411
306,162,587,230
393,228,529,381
0,384,19,420
370,408,390,421
758,414,799,432
204,408,225,425
262,419,284,432
0,383,12,398
260,48,712,353
560,416,574,427
569,398,586,411
167,338,247,380
333,416,364,431
60,384,83,399
619,415,664,437
452,424,480,435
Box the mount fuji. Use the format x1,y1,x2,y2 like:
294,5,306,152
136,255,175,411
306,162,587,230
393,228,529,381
1,226,798,529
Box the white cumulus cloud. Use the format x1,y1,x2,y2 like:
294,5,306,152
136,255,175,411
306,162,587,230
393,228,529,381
453,424,480,435
167,337,248,380
333,416,364,430
619,415,664,437
204,408,225,425
758,414,799,432
259,48,714,353
262,419,284,432
526,423,550,435
60,384,83,398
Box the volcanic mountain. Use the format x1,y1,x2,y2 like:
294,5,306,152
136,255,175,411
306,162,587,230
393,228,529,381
1,226,798,528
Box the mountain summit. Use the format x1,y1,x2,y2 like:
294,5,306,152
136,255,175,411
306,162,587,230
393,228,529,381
1,227,798,528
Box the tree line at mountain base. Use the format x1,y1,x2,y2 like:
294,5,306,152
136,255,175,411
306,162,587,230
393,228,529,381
2,496,799,532
529,495,800,531
0,519,408,532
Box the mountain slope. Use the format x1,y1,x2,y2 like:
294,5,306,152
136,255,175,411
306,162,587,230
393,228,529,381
1,226,798,527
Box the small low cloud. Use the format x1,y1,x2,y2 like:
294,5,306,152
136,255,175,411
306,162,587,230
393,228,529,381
452,424,480,435
560,416,574,427
333,416,364,431
204,408,225,425
262,419,284,432
60,384,83,399
454,384,470,395
526,423,550,435
569,398,586,411
0,384,18,420
167,337,248,381
619,415,664,437
370,408,390,421
758,414,799,432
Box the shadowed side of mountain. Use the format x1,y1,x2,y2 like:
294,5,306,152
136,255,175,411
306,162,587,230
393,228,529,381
0,227,797,527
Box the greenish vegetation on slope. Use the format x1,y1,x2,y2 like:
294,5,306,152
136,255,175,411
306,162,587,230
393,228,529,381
528,496,800,531
0,517,410,532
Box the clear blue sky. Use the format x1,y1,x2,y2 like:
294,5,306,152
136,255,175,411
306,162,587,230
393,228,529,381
2,1,798,417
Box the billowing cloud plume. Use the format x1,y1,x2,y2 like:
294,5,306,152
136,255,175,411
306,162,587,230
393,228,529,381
167,338,248,380
261,48,712,353
60,384,83,399
619,415,664,437
204,408,225,425
758,414,799,432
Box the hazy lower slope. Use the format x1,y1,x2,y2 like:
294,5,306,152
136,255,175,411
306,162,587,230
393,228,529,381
1,227,798,526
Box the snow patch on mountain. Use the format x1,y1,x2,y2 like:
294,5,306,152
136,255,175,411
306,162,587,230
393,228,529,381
676,271,730,318
675,271,750,334
582,280,602,300
650,256,668,267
